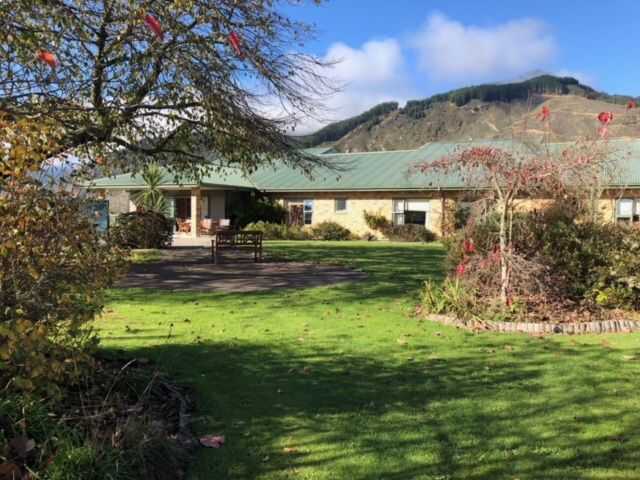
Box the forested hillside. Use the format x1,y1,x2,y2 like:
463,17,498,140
293,75,640,152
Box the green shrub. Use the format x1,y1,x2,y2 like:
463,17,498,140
422,278,527,322
111,211,173,249
587,230,640,309
0,181,126,395
446,208,640,310
422,279,479,319
443,211,541,271
363,211,391,231
311,221,352,241
244,221,311,240
364,211,436,242
535,220,625,300
385,224,437,242
231,195,287,227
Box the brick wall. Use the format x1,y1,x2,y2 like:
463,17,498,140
271,190,638,239
513,198,617,222
273,191,452,237
103,189,130,215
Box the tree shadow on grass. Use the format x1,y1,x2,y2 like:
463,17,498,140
107,336,640,480
108,242,447,309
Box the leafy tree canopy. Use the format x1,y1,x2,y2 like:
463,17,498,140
295,101,399,148
0,0,334,176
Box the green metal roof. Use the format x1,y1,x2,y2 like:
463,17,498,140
90,139,640,192
252,147,465,191
89,167,256,190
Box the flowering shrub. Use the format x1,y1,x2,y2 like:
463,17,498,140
440,206,640,319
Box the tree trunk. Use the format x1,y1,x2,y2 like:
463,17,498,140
499,203,509,305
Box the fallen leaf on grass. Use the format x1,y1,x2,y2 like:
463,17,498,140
200,435,225,448
283,447,298,454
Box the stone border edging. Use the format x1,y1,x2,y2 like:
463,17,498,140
428,314,640,335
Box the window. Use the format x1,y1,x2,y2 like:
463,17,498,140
286,199,314,226
393,200,405,225
617,198,640,224
335,198,348,213
303,199,314,225
393,199,431,227
393,199,431,226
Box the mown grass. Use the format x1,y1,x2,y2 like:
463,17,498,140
130,248,164,264
98,241,640,479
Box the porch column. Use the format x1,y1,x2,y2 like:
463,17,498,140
190,188,201,238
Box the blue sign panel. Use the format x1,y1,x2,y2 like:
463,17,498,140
86,200,109,233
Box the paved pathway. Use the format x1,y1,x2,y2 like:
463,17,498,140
118,247,367,293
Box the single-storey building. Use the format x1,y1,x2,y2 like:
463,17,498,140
89,140,640,239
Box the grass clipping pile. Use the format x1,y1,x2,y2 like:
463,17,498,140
0,356,196,480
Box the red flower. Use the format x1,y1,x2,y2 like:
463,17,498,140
597,111,614,125
538,105,550,121
455,263,466,277
628,100,637,110
36,50,58,69
228,31,243,58
144,14,163,41
463,238,476,254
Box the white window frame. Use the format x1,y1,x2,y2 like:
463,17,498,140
393,199,405,225
393,199,431,227
335,198,348,213
616,198,639,223
303,199,314,225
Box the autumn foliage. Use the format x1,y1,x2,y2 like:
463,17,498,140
418,139,614,307
0,116,126,395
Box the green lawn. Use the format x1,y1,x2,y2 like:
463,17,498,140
130,248,164,264
98,241,640,479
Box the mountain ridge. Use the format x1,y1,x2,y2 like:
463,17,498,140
295,75,640,153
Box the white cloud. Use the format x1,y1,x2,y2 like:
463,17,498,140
324,39,404,86
410,13,557,82
290,39,415,134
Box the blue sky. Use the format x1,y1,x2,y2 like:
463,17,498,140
280,0,640,130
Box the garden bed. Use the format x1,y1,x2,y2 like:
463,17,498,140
428,313,640,335
0,356,197,479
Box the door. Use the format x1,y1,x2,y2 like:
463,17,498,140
174,197,192,233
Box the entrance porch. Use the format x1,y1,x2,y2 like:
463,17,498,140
162,188,230,239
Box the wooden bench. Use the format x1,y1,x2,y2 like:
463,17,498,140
211,230,263,264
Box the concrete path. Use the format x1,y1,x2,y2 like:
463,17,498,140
118,247,367,293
